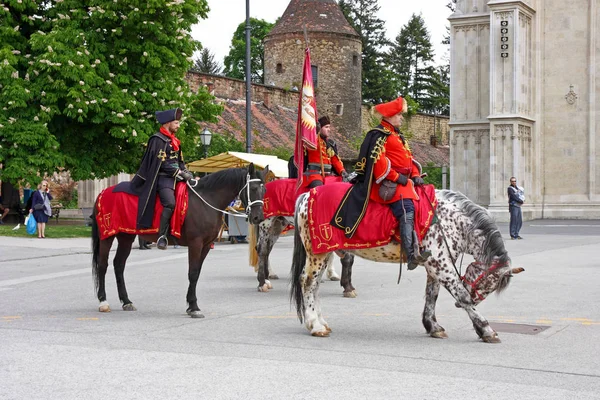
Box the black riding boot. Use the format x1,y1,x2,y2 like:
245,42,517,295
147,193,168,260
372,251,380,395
400,211,432,270
157,207,174,250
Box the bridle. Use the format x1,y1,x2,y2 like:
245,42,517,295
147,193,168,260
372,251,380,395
461,260,508,302
238,174,265,214
187,173,264,217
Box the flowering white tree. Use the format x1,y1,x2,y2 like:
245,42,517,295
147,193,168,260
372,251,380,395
0,0,222,185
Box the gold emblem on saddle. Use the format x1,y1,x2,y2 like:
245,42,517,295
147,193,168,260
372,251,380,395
319,223,333,241
157,149,167,161
103,213,111,228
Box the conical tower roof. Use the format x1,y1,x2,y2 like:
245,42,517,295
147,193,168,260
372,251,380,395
267,0,359,38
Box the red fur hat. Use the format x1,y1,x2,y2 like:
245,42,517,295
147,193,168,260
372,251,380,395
374,97,407,118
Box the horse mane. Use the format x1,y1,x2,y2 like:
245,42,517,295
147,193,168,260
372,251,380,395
195,167,247,192
437,190,510,267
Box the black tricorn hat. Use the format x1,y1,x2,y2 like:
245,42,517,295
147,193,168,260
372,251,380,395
318,115,331,127
155,108,183,125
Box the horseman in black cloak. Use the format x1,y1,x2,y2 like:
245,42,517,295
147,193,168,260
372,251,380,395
130,107,193,250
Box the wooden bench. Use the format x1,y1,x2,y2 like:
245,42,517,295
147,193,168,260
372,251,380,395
50,200,62,224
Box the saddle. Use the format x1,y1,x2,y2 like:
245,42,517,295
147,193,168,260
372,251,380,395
96,181,188,240
307,183,437,255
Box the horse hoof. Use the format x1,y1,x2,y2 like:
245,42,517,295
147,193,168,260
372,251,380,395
328,275,341,282
324,325,332,333
311,330,330,337
482,333,501,343
122,303,137,311
343,290,357,298
258,284,269,292
265,280,273,289
268,274,279,280
187,310,205,318
430,330,448,339
98,304,111,313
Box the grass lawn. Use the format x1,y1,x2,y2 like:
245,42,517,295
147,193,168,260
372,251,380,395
0,223,92,238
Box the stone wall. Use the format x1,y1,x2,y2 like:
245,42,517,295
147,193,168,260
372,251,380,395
186,72,299,110
264,32,362,141
360,104,450,145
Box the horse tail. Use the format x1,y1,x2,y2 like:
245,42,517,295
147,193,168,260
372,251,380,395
248,222,259,272
91,199,100,293
290,193,308,323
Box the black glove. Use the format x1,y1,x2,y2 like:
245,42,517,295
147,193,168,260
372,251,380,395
396,174,408,186
412,176,425,186
341,171,349,182
177,170,194,182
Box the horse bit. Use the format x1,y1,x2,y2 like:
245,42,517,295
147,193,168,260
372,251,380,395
187,174,264,217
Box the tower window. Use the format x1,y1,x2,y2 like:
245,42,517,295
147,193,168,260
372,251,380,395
353,55,358,66
336,104,343,115
311,65,318,88
276,63,283,73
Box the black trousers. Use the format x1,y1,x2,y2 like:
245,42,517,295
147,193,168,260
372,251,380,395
157,176,176,209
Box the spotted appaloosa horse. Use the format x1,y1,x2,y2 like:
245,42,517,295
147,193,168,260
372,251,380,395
290,189,525,343
249,215,356,296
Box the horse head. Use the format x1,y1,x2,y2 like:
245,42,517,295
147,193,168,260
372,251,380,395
240,163,268,225
460,258,525,305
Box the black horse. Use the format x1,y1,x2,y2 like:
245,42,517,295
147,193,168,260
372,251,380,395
91,164,268,318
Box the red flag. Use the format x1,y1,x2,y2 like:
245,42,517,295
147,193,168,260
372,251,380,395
294,47,318,188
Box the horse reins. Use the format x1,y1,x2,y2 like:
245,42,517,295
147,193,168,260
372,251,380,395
186,174,264,217
421,189,464,278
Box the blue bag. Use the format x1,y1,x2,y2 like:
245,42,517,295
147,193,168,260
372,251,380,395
26,214,37,235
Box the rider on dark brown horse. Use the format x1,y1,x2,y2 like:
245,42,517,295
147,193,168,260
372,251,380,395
331,96,431,270
130,107,193,250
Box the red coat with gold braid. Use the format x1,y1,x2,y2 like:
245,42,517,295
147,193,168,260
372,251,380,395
370,120,420,204
302,135,346,188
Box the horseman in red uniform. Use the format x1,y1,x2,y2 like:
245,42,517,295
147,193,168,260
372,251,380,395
302,116,348,188
331,96,431,270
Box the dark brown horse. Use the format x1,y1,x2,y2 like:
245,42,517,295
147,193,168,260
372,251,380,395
91,164,268,318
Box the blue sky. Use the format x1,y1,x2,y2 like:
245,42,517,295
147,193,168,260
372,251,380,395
191,0,453,67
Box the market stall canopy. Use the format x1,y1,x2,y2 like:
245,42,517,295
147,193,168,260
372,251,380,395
187,151,289,178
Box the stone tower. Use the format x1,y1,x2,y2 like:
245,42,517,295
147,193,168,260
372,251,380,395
449,0,600,220
263,0,362,140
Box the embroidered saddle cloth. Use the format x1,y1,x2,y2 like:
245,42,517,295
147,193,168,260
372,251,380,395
263,176,342,218
308,183,437,254
96,182,188,240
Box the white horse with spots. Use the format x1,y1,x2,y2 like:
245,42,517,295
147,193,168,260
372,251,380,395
249,215,356,295
290,189,524,343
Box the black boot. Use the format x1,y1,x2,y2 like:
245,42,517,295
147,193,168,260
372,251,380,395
157,207,174,250
400,211,432,270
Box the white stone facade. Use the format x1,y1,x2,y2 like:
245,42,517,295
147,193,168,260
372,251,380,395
450,0,600,220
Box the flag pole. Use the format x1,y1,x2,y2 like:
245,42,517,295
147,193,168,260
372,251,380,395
245,0,252,153
304,26,325,181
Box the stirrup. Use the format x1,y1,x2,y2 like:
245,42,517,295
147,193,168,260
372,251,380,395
407,250,432,270
157,235,169,250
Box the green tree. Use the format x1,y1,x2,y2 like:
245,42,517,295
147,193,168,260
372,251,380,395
223,18,274,83
0,0,222,186
193,47,221,74
429,65,450,116
185,132,245,163
388,14,438,113
339,0,395,103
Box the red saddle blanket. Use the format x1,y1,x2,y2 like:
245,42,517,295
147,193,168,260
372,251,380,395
96,182,188,240
308,183,437,254
263,176,342,219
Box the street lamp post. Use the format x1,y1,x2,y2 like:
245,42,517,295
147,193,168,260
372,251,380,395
199,127,212,159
